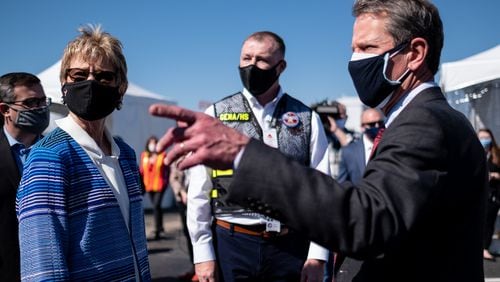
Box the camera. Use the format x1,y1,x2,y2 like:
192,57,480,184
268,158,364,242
311,100,342,121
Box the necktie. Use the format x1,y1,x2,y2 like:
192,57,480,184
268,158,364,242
369,127,385,159
12,144,30,173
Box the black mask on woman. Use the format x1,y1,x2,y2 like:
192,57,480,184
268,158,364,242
62,80,122,121
239,61,282,96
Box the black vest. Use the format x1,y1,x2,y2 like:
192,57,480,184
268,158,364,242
211,92,312,216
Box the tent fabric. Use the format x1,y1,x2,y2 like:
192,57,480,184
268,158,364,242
445,78,500,141
440,44,500,92
440,44,500,140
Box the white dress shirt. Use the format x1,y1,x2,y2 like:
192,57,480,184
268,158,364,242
362,134,374,165
56,116,131,228
385,81,439,128
187,88,331,264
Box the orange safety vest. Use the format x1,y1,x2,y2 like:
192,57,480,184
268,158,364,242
140,151,167,192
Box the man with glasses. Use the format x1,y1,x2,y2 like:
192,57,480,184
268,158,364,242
338,108,385,185
0,72,50,281
333,108,384,280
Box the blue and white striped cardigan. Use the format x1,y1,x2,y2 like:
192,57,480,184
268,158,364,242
16,128,151,281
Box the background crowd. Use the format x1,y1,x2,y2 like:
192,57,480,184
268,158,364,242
0,0,498,281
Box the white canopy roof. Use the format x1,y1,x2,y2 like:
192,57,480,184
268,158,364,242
440,44,500,92
37,60,170,103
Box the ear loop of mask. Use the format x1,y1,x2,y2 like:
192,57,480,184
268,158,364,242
382,44,411,85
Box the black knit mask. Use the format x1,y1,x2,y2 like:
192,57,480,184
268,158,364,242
62,80,121,121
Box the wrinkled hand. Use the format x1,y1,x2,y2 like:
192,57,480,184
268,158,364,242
195,260,217,282
149,104,250,170
301,259,326,282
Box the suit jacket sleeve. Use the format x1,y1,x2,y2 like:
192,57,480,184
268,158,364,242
337,146,350,183
227,96,486,259
17,146,70,280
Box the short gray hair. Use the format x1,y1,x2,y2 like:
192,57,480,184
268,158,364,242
353,0,443,75
245,31,286,57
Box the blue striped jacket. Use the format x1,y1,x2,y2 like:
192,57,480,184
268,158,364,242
16,128,151,281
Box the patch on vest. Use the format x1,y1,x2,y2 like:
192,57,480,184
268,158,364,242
282,112,300,127
218,112,250,122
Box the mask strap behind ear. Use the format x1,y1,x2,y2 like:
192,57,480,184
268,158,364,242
382,41,411,85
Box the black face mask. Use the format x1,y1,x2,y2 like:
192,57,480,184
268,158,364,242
364,126,382,141
239,61,282,96
348,43,410,107
62,80,122,121
12,106,50,135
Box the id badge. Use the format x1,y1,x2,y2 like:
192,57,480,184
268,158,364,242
265,218,281,232
263,129,278,148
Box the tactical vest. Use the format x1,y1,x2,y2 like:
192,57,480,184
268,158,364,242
211,92,311,216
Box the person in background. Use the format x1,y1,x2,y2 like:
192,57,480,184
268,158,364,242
332,107,384,281
187,31,330,282
311,99,356,282
311,100,356,179
0,72,50,281
140,135,169,240
478,128,500,261
16,25,151,281
337,108,385,184
149,0,488,280
170,149,198,282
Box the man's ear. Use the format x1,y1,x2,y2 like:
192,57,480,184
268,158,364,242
278,60,287,74
407,37,428,71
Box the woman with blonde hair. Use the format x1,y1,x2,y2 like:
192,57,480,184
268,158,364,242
17,25,151,280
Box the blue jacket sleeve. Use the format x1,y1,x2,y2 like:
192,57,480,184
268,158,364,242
17,147,69,281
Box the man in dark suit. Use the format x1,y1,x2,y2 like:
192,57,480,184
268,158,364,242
334,108,384,280
0,72,50,281
150,0,488,281
337,108,384,185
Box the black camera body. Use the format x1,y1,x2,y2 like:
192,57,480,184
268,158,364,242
311,101,342,121
315,105,340,116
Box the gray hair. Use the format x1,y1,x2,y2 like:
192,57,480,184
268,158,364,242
353,0,444,75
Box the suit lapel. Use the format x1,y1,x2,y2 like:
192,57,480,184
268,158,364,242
0,130,21,193
371,87,444,159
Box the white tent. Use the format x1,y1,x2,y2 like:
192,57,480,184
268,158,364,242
37,61,177,162
439,44,500,139
440,44,500,92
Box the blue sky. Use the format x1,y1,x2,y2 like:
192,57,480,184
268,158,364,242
1,0,498,111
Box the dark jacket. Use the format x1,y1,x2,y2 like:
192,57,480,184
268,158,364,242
337,137,366,185
0,129,21,281
227,87,488,282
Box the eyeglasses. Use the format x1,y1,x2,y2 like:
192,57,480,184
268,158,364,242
6,97,51,109
362,120,385,128
66,68,116,84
